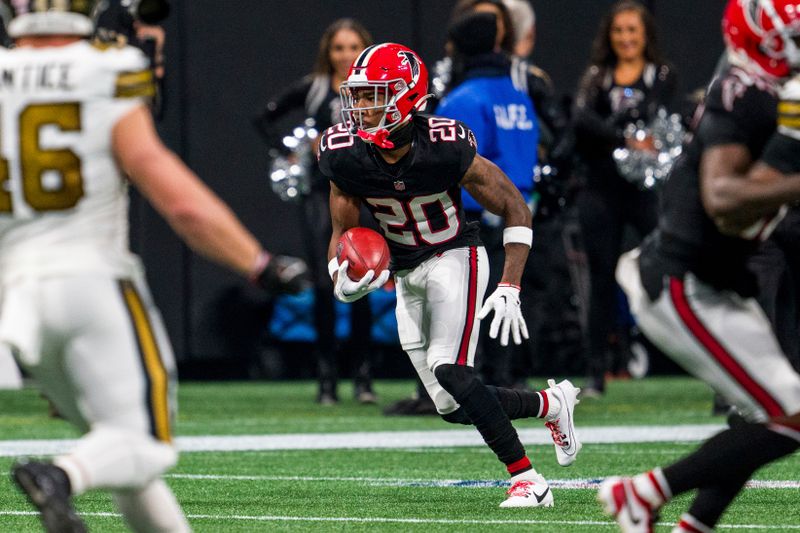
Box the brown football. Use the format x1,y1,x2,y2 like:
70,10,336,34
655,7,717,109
336,227,391,281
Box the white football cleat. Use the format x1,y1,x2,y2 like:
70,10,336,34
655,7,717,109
499,472,554,508
598,477,656,533
544,378,582,466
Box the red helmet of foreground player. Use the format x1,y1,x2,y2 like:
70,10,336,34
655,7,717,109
339,43,432,146
723,0,800,78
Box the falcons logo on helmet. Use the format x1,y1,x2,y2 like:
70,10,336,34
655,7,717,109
742,0,763,34
398,50,420,89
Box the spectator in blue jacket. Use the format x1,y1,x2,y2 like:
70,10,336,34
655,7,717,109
437,9,539,388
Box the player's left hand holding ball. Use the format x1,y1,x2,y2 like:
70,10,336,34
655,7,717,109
331,227,391,303
478,283,530,346
333,261,390,303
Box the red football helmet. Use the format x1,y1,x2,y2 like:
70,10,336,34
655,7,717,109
723,0,800,78
339,43,432,147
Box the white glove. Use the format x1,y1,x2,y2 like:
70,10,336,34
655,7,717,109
333,260,390,303
477,283,530,346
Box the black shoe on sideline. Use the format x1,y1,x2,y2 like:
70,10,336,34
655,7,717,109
354,380,378,404
12,460,86,533
317,380,339,406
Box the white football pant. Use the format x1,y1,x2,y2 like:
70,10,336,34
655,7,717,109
0,273,189,531
395,246,489,414
617,248,800,426
0,343,22,389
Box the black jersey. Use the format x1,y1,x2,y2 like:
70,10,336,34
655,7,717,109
641,66,779,296
762,83,800,174
318,113,482,271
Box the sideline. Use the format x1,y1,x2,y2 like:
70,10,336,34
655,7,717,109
0,424,726,457
164,473,800,490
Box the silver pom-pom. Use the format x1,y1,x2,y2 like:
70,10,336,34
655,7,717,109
612,108,686,190
268,118,318,202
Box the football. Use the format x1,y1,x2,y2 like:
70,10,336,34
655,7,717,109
336,227,391,281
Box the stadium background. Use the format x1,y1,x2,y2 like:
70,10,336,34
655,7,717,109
137,0,726,370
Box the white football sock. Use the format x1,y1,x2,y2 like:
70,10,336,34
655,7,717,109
540,390,561,421
114,479,191,533
54,425,177,495
632,467,672,509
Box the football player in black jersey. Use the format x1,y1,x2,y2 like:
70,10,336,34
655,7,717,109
600,2,800,532
318,42,582,508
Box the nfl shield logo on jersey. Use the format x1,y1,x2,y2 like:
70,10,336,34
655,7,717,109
394,180,406,191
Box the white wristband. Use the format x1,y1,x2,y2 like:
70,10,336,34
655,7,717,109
503,226,532,247
328,257,339,280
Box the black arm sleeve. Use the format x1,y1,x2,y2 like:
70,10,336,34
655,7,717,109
646,64,678,116
253,76,313,148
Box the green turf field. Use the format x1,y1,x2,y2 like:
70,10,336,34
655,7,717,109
1,377,798,531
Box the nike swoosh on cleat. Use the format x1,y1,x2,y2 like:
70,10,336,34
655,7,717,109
625,488,644,525
534,486,550,504
559,387,577,456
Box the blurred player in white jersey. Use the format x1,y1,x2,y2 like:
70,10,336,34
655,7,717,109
0,2,306,532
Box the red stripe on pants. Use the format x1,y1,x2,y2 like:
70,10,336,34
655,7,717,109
456,247,478,366
669,277,785,417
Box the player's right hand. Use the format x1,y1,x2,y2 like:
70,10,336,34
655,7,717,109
478,283,530,346
255,254,309,294
333,260,390,303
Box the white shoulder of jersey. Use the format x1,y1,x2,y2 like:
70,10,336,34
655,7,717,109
780,75,800,100
2,40,153,100
76,41,151,80
778,75,800,140
94,42,154,104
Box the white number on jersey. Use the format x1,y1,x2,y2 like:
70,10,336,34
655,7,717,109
428,117,457,142
320,123,355,152
366,191,460,246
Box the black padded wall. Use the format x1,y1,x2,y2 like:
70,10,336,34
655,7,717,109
139,0,727,362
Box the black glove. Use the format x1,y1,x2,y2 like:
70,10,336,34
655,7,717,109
253,254,308,295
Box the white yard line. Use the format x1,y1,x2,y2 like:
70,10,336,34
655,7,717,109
1,510,799,529
0,423,725,457
163,473,800,490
